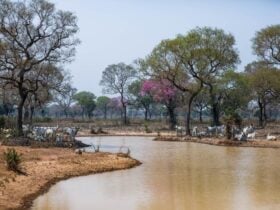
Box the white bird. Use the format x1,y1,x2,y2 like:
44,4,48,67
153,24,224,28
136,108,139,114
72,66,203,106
267,133,277,141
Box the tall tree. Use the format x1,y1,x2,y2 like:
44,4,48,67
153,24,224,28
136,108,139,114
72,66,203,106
253,25,280,65
144,27,239,134
177,27,239,126
0,0,80,135
142,40,200,135
245,62,280,127
100,63,136,125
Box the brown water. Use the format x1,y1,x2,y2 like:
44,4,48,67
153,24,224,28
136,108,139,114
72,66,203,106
32,136,280,210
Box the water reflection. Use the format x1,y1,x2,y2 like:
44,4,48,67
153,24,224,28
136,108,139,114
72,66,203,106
32,137,280,210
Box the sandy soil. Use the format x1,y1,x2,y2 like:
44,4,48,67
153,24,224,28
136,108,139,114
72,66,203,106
0,146,140,210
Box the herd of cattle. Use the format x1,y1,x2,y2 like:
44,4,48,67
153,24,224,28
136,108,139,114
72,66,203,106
176,124,278,141
21,125,80,142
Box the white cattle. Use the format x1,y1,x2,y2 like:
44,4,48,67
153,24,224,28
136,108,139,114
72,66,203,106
207,125,225,136
267,134,277,141
243,125,254,135
197,131,207,138
247,132,256,139
175,125,183,137
44,127,58,139
234,132,247,141
191,126,198,136
63,127,79,140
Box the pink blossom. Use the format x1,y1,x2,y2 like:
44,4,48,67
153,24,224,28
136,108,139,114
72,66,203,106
141,79,177,103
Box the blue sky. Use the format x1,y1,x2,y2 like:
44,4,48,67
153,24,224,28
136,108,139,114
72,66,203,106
51,0,280,96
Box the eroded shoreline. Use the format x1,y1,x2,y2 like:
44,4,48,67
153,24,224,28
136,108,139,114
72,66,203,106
0,146,141,210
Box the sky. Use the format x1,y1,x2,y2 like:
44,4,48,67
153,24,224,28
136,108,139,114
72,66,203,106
51,0,280,96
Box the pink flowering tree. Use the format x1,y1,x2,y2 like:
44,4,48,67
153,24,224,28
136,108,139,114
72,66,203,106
141,79,179,129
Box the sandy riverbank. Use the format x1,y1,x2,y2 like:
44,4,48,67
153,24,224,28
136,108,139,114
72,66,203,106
0,146,140,210
154,136,280,148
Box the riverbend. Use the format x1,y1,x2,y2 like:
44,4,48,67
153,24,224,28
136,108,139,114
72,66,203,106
32,136,280,210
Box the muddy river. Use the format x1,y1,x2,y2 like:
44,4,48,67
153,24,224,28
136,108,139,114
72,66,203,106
31,136,280,210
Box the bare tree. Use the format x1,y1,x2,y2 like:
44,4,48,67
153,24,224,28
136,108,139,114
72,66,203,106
100,63,136,125
0,0,80,135
55,83,77,118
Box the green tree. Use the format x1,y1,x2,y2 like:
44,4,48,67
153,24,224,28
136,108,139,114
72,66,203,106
100,63,136,125
219,70,251,116
74,91,96,119
245,62,280,127
144,27,239,134
96,96,110,119
128,80,153,121
177,27,239,126
253,25,280,65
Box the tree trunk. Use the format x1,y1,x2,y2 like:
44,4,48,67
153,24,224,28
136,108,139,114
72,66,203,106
123,105,127,125
17,96,27,136
212,103,220,126
149,109,152,119
264,103,268,121
185,97,193,135
17,77,28,136
24,108,29,122
3,104,9,116
209,86,220,126
82,107,85,119
104,107,107,120
30,106,34,124
258,99,264,127
167,104,176,130
144,108,148,121
64,109,68,118
185,81,203,135
199,107,203,123
121,94,128,125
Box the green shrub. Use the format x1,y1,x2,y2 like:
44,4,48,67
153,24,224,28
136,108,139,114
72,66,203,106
4,148,22,172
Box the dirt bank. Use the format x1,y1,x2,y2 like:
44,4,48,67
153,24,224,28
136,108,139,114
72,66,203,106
154,136,280,148
0,146,140,210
